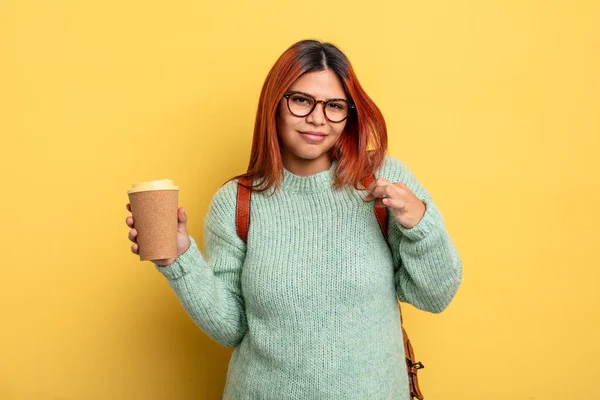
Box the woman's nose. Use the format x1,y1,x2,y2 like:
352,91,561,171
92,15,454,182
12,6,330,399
306,102,326,125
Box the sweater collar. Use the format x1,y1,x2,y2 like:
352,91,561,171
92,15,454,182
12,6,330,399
281,160,338,194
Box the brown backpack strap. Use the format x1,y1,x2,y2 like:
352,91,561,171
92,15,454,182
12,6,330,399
360,174,388,239
236,178,253,244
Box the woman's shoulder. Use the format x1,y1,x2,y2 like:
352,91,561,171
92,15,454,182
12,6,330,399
213,179,239,203
374,154,412,182
374,154,431,200
205,179,239,226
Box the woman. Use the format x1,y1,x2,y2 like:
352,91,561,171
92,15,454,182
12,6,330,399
125,40,462,399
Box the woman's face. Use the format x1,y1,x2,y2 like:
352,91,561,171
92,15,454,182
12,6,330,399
276,69,348,175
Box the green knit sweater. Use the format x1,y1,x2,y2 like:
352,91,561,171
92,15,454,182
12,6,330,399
154,155,462,399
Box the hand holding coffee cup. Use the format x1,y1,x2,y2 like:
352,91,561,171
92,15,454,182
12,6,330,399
126,179,191,266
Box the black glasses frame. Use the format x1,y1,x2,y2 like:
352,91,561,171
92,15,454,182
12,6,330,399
283,91,355,123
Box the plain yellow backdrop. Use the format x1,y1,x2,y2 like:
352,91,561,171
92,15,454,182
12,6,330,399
1,0,599,399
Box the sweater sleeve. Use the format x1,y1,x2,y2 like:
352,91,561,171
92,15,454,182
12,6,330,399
152,180,248,347
375,155,463,313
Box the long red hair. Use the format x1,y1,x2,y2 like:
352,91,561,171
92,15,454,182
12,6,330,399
229,40,387,193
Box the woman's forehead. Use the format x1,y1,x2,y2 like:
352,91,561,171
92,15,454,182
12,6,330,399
288,70,346,99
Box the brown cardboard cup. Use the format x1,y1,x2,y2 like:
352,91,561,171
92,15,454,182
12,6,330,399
127,179,179,261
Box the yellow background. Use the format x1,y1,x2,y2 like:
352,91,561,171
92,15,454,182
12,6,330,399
2,0,599,399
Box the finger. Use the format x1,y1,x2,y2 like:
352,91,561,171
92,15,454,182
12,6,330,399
126,216,134,227
382,197,406,211
128,229,137,242
363,192,375,202
178,208,188,226
178,207,187,222
367,177,389,193
372,183,398,199
365,182,392,202
126,203,131,212
131,243,138,254
177,207,188,233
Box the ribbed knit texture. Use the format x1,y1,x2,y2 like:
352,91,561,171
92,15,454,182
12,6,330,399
154,155,462,399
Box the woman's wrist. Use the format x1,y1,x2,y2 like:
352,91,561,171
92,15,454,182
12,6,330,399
154,257,177,267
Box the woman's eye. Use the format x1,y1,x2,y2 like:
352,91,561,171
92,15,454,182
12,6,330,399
292,96,310,104
328,102,345,110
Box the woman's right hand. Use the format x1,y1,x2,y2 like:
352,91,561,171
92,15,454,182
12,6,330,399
126,203,192,266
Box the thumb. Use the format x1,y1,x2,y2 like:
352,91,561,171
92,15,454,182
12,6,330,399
177,207,188,233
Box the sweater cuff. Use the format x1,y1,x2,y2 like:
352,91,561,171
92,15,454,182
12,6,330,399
394,198,437,241
154,235,204,280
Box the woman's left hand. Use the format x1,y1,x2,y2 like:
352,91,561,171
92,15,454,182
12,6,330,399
363,178,426,229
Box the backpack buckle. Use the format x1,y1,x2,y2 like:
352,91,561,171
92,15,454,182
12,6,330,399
413,361,424,370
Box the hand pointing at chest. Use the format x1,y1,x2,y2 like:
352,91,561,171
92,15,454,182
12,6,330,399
363,178,426,229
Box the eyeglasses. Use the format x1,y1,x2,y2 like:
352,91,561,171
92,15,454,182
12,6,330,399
283,91,354,123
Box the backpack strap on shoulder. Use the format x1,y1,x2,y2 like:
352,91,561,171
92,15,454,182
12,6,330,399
236,178,253,245
360,174,388,238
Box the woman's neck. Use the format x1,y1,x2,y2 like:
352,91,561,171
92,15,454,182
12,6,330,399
282,154,333,177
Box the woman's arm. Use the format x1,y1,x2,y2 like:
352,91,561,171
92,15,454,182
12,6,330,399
376,155,463,313
153,181,248,347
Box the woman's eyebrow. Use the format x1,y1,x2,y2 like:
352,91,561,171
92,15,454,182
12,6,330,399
290,90,347,101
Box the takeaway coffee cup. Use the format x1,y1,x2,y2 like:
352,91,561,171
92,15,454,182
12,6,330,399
127,179,179,261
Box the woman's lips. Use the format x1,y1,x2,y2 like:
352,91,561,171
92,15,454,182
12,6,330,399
299,131,327,143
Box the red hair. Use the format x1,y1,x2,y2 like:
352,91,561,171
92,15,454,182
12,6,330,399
229,40,387,193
